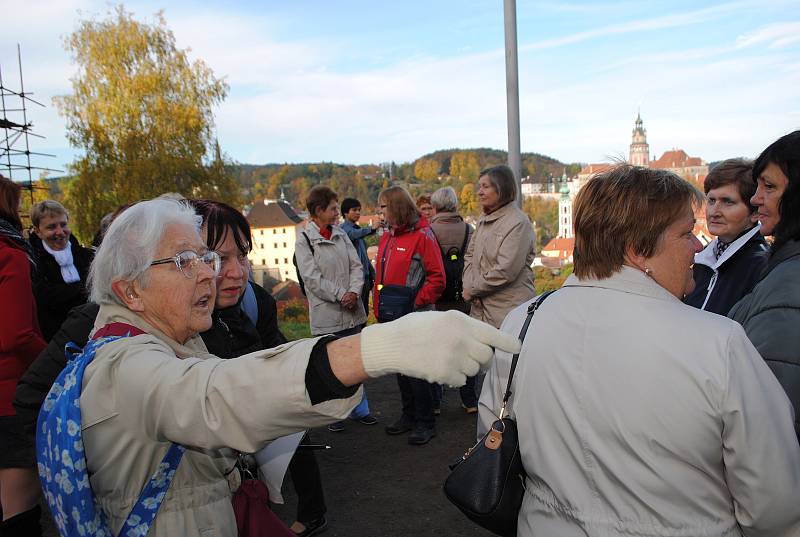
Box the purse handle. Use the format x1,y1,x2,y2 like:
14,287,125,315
498,290,556,420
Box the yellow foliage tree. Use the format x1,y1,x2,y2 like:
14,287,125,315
450,151,480,182
460,183,480,215
414,158,440,182
55,6,237,241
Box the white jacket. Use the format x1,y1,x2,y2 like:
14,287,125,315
295,221,366,335
479,267,800,537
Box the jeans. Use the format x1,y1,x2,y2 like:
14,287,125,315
396,374,435,429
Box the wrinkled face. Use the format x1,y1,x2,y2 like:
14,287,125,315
706,184,754,243
477,175,500,212
35,211,71,251
137,223,216,344
210,227,250,310
418,202,433,220
641,207,703,299
752,162,789,236
344,206,361,224
315,200,340,227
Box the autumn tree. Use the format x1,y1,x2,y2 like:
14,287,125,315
414,158,440,182
523,196,558,251
55,6,235,240
449,151,481,182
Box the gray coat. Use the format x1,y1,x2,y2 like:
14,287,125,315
295,222,366,335
480,267,800,536
729,239,800,436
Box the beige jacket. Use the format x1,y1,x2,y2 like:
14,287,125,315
462,202,535,328
81,304,361,537
479,267,800,537
295,221,366,335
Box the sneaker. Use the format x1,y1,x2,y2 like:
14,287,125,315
408,426,436,445
353,414,378,425
292,515,328,537
461,404,478,414
327,421,345,432
385,418,413,435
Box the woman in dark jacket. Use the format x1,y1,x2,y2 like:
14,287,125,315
29,200,93,341
0,175,47,536
729,130,800,438
684,159,769,314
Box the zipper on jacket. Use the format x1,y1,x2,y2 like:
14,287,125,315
700,271,718,311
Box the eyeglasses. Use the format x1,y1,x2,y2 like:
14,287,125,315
149,250,221,278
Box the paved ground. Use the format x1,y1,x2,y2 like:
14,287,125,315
44,373,494,536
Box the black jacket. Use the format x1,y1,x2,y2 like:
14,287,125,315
684,227,768,316
14,283,285,440
30,234,94,341
200,283,287,358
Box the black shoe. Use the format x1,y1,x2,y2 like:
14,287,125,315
293,515,328,537
327,421,345,432
385,418,413,435
408,426,436,445
353,413,378,425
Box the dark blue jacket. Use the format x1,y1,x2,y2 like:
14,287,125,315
341,220,376,290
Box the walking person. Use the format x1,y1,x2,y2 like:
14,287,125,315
0,175,47,536
376,186,445,445
684,159,768,314
28,200,94,341
295,186,376,432
730,130,800,437
480,165,800,536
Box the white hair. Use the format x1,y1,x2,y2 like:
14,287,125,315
89,198,202,305
431,186,459,213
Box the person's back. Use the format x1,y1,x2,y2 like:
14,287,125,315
499,272,800,536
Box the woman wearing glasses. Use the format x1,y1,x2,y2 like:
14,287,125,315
35,197,516,537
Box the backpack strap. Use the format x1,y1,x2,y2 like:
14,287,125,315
37,323,185,537
302,231,314,254
460,223,470,254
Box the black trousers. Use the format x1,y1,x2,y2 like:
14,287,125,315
396,374,435,428
288,432,326,523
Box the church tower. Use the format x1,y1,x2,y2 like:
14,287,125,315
557,172,573,239
629,112,650,167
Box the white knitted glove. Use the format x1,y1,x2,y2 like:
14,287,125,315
360,310,521,386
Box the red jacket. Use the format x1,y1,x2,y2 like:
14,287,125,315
374,217,445,318
0,236,47,415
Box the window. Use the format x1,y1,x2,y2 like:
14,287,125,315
261,259,265,265
260,230,264,235
275,258,279,265
274,243,278,248
273,229,276,234
284,258,288,264
283,242,287,248
282,228,286,233
285,270,289,275
260,243,264,249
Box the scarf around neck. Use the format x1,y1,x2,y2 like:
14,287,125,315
42,238,81,283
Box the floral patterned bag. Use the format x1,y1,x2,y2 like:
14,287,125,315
36,323,185,537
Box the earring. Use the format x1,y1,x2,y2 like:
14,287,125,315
644,267,653,276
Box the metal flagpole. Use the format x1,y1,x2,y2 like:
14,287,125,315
503,0,522,207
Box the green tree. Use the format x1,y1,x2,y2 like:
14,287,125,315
55,6,232,240
414,158,440,182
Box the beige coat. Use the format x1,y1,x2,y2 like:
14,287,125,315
295,221,366,335
479,267,800,537
462,202,535,328
81,304,361,537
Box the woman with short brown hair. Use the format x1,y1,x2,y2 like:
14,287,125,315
479,164,800,536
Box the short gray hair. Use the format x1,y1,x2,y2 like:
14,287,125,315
89,198,202,305
431,187,458,213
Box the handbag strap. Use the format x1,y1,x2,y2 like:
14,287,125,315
500,290,556,416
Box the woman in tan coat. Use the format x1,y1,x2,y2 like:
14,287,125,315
36,197,521,537
462,165,536,330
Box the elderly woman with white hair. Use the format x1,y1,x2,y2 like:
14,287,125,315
36,198,519,537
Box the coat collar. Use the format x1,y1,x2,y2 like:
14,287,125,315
694,224,763,270
94,302,211,358
563,265,680,303
305,221,345,242
430,212,464,224
763,239,800,279
479,202,515,224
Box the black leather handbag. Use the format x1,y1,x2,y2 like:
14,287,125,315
443,291,555,537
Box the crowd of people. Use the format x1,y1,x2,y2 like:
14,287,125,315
0,129,797,537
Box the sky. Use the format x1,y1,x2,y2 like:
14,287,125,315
2,0,799,178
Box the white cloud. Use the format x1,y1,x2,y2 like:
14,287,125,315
736,21,800,49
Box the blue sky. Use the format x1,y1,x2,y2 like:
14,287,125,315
2,0,799,178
